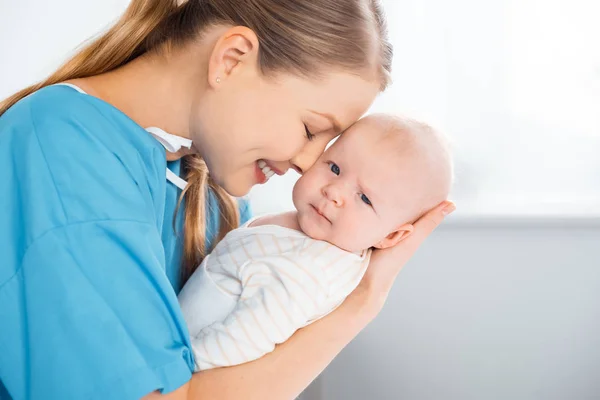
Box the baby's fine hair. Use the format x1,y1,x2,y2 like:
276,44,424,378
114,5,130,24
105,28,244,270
363,113,454,221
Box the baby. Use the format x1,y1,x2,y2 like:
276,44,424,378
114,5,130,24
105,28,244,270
178,114,453,371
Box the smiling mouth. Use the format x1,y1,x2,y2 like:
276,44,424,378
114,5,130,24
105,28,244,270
257,159,286,182
311,204,331,223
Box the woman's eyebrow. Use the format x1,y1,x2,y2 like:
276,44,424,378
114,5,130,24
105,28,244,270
309,111,342,132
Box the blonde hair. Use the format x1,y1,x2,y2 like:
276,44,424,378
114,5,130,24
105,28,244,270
0,0,393,284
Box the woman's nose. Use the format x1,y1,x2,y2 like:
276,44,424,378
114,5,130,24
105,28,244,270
289,135,332,174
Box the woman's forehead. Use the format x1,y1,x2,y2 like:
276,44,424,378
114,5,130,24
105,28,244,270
285,71,380,129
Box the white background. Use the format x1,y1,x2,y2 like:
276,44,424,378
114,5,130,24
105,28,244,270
1,2,599,399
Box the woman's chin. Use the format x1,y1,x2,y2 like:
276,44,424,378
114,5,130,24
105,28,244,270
218,176,253,198
214,167,266,197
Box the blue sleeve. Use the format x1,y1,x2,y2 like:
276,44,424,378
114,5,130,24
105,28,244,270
0,221,194,400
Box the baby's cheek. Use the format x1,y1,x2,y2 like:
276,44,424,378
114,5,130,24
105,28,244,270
348,216,381,248
299,211,327,241
345,212,363,231
336,218,362,245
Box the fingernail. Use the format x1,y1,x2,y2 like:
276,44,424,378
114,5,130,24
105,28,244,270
442,202,456,216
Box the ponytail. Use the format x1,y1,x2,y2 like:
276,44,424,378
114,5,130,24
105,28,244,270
179,156,240,283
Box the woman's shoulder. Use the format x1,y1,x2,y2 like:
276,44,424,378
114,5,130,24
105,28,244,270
2,84,166,180
0,85,165,226
4,84,164,153
3,85,103,125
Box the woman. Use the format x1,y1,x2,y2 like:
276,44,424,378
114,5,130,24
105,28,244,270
0,0,455,399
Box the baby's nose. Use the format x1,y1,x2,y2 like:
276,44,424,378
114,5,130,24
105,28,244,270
322,184,345,207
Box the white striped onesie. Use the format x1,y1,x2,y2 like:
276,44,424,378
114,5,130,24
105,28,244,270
178,220,371,371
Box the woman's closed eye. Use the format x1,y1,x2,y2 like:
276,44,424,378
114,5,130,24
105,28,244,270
304,125,315,141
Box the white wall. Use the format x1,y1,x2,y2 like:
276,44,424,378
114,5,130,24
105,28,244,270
0,1,130,99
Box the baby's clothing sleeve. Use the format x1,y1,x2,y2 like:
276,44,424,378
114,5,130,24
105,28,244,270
188,253,331,370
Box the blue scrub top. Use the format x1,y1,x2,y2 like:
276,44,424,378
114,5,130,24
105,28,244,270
0,85,251,399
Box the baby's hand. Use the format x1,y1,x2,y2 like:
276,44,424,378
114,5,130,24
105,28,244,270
352,201,456,317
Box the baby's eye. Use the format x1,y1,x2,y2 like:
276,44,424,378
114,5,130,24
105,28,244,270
360,194,372,206
329,162,340,175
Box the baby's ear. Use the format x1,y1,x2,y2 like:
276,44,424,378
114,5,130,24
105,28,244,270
373,224,414,249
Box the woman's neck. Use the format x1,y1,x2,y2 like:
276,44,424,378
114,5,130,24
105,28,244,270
69,46,208,160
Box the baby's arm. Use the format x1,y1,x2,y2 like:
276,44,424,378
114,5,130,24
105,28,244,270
190,254,330,370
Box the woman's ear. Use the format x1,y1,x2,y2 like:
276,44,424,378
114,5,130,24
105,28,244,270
207,26,260,88
373,224,414,249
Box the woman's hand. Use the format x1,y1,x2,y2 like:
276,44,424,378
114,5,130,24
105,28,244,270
351,200,456,317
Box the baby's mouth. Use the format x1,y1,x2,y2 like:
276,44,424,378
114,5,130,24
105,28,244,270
311,204,331,224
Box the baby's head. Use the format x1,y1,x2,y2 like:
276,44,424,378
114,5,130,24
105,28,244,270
292,113,453,253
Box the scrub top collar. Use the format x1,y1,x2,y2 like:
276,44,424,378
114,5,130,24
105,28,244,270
54,83,191,190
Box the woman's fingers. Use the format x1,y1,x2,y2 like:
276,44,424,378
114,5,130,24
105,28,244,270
403,200,455,253
360,201,455,297
376,200,455,265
